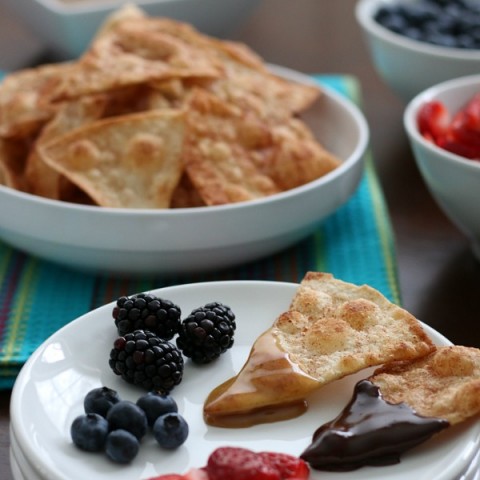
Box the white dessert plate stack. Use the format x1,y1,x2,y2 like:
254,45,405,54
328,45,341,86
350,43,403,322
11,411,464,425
9,281,480,479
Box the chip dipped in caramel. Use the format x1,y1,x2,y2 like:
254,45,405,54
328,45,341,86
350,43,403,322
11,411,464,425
203,272,435,428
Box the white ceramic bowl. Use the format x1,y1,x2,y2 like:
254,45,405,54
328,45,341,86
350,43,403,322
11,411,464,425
0,66,369,276
355,0,480,102
3,0,260,59
404,74,480,261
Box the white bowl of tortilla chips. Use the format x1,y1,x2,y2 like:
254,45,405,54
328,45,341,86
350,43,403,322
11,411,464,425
0,6,368,275
4,0,261,59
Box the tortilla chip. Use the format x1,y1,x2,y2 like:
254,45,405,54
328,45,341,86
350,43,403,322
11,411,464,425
170,173,206,208
204,272,435,423
370,346,480,425
0,137,31,190
39,110,185,208
0,5,339,210
26,94,108,199
184,90,280,205
53,12,220,101
0,62,73,139
251,118,341,190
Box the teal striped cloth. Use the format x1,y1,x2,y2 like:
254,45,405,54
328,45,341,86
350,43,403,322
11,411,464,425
0,75,400,389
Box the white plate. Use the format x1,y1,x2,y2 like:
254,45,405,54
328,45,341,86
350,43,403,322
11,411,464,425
10,281,480,480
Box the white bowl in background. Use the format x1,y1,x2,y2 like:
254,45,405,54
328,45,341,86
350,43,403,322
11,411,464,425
355,0,480,102
0,66,369,276
404,74,480,260
3,0,261,59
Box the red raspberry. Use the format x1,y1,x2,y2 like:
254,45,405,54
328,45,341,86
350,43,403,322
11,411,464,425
206,447,280,480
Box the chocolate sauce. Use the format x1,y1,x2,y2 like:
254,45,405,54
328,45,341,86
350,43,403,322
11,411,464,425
300,379,449,471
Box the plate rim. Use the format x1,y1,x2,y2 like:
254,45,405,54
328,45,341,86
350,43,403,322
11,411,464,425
10,279,479,480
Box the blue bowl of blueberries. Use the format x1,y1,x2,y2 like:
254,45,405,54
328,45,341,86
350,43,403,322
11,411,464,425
356,0,480,101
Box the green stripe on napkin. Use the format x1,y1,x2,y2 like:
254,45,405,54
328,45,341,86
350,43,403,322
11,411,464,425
0,75,400,389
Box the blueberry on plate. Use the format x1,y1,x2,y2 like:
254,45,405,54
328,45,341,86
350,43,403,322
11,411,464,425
106,400,148,441
136,391,178,427
70,413,109,452
84,386,121,417
105,429,139,464
153,412,189,449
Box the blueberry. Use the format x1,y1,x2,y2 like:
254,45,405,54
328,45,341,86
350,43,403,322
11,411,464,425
84,386,121,417
70,413,109,452
136,392,178,427
374,0,480,50
106,401,148,440
105,429,139,463
153,412,189,449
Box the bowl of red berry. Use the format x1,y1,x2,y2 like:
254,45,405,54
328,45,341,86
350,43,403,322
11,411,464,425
356,0,480,102
404,73,480,260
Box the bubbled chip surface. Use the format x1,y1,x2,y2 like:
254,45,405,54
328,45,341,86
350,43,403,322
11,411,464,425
273,271,435,385
39,109,185,208
370,345,480,425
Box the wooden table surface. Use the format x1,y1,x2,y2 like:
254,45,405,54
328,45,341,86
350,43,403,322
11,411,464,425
1,1,479,478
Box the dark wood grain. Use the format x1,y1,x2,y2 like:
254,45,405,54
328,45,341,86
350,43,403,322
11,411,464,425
1,1,479,478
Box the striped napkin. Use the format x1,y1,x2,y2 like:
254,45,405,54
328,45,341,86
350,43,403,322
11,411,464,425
0,75,400,389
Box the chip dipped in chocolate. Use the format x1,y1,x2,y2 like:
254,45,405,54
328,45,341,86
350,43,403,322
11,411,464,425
301,346,480,471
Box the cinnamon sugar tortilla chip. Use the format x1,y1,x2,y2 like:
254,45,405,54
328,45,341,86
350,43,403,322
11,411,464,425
208,73,321,121
111,10,319,119
252,118,341,190
184,90,280,205
203,272,435,420
274,272,436,384
0,5,339,210
39,110,185,208
0,62,73,139
0,137,31,190
26,94,108,199
370,345,480,425
170,173,206,208
53,12,220,101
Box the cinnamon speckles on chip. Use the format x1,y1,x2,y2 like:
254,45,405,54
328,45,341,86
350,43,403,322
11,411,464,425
370,346,480,425
274,272,435,384
39,110,185,208
0,5,341,208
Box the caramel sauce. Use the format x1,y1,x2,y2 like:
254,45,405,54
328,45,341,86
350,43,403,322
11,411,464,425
203,329,320,428
300,379,450,471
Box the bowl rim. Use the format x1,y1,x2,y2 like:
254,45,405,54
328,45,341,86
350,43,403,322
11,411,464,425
31,0,197,15
0,64,369,217
404,73,480,170
355,0,480,61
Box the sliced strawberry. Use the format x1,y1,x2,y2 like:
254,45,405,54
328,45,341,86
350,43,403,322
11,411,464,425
147,468,208,480
146,475,184,480
461,93,480,131
184,468,210,480
206,447,280,480
445,94,480,159
437,133,480,159
417,100,450,143
258,452,310,480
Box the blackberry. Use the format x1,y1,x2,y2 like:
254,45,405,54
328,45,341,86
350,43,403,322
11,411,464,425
112,293,181,340
109,329,184,392
176,302,236,364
